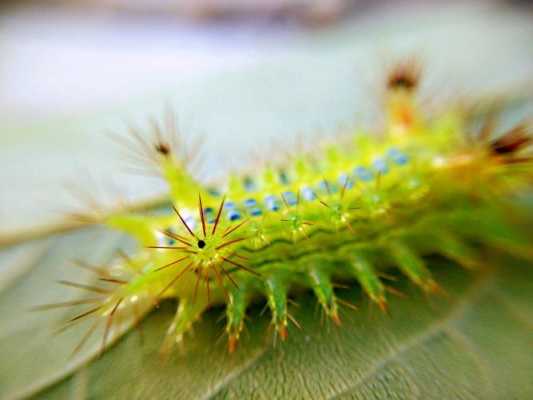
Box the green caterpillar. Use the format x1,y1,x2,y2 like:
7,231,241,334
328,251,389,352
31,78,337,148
36,60,533,357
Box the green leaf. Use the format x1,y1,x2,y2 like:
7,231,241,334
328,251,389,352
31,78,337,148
1,221,532,399
0,227,136,399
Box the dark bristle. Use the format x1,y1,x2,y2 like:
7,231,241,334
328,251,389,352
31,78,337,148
101,298,123,357
215,237,246,250
157,262,193,299
212,196,226,235
222,218,248,238
221,256,261,277
161,229,192,248
220,265,239,289
172,205,198,240
71,318,101,358
155,255,190,272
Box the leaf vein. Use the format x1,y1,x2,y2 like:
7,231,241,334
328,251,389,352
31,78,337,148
327,271,495,400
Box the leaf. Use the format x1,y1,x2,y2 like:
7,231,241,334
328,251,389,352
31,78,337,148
1,219,532,400
0,227,139,400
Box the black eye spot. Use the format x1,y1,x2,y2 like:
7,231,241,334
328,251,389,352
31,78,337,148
197,240,206,249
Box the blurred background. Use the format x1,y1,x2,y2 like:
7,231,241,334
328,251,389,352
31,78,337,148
1,0,533,235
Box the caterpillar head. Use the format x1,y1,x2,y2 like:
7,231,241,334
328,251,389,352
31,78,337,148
154,196,259,301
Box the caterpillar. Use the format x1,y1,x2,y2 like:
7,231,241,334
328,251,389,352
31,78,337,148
35,59,533,358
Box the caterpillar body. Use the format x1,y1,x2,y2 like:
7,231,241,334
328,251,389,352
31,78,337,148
37,61,533,357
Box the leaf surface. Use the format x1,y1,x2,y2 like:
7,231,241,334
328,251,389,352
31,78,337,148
1,231,531,400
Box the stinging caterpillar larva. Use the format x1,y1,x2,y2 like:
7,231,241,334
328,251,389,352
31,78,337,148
34,59,533,358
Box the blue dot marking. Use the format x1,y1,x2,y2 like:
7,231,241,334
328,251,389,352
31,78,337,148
227,209,241,221
338,173,354,189
224,201,236,209
249,207,262,216
354,166,373,181
318,179,337,193
243,198,257,208
265,195,281,211
301,187,316,201
388,148,409,165
373,158,389,174
282,191,297,206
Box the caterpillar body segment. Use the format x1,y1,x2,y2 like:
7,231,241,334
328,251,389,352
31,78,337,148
307,266,341,324
160,296,209,355
39,62,533,356
264,272,291,340
345,252,387,311
225,284,250,353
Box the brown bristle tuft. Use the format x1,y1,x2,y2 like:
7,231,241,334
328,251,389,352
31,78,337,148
386,59,422,92
155,141,171,156
490,125,531,156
